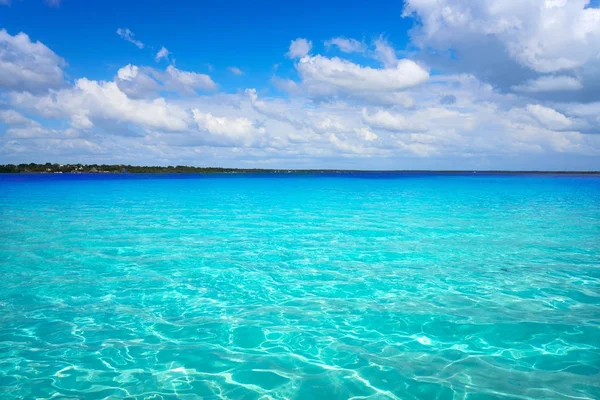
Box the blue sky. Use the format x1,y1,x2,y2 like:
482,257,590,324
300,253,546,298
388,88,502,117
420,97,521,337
0,0,414,91
1,0,600,169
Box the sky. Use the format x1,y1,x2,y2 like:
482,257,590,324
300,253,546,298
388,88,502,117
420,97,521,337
1,0,600,170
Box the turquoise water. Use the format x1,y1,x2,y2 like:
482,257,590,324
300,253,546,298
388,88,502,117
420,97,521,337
0,173,599,399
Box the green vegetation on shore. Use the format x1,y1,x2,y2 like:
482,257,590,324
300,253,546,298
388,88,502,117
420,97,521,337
0,163,276,174
0,163,598,174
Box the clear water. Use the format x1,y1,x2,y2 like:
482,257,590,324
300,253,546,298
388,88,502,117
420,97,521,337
0,173,599,399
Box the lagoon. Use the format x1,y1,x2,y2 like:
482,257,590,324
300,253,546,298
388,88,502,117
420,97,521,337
1,173,599,399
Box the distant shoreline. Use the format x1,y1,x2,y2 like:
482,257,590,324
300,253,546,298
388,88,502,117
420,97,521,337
1,164,598,175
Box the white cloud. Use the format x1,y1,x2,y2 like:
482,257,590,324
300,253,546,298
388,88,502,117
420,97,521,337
311,115,348,134
373,37,398,68
70,115,93,130
0,29,66,92
362,108,426,132
1,130,103,160
246,88,303,128
271,77,300,94
74,78,191,131
526,104,573,130
0,110,38,126
44,0,61,7
297,55,429,96
192,110,266,147
287,38,312,59
325,37,367,53
115,64,160,98
11,78,192,133
116,28,144,49
165,65,216,91
327,132,385,155
5,126,80,139
403,0,600,103
114,64,217,97
296,41,432,111
228,67,244,75
404,0,600,74
359,92,417,108
358,127,378,141
117,64,139,81
0,0,10,4
562,102,600,118
512,75,583,93
155,46,170,62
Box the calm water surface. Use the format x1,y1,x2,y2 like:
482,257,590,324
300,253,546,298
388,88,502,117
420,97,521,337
0,173,599,399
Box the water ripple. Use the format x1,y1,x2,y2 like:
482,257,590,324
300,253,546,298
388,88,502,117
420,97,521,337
0,174,599,399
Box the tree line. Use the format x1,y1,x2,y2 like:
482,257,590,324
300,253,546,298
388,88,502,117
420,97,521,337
0,163,278,174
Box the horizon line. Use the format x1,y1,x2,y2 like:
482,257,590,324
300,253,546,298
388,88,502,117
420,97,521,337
1,163,599,174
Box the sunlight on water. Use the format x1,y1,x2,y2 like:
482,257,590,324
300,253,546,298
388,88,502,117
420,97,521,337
0,173,599,399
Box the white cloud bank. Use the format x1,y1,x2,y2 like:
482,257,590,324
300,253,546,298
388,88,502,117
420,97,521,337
11,78,192,132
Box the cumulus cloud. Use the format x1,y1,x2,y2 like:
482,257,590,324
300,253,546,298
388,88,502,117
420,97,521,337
296,55,429,98
404,0,600,73
246,88,303,128
287,38,312,59
358,127,378,141
362,109,426,133
526,104,573,130
155,46,170,62
165,65,216,92
11,78,192,133
116,28,144,49
325,37,367,53
114,64,217,98
404,0,600,100
311,115,348,134
115,64,160,98
288,38,428,106
192,110,266,147
228,67,244,75
0,29,66,92
117,64,138,81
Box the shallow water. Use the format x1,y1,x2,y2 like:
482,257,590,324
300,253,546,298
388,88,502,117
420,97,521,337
0,173,599,399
